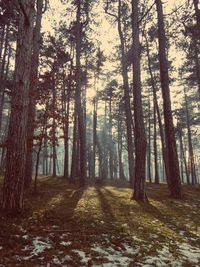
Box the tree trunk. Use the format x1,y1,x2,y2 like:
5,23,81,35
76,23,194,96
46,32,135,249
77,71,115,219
114,0,135,185
2,0,35,214
92,96,97,179
52,70,57,178
34,137,43,193
0,23,10,133
156,0,182,198
75,0,87,187
25,0,43,187
64,96,70,179
178,128,190,184
153,97,159,184
147,95,152,182
145,34,170,184
184,88,197,184
193,0,200,39
131,0,147,201
70,111,77,183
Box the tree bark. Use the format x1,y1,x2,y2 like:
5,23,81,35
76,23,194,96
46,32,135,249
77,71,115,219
156,0,182,198
117,0,135,185
75,0,87,186
25,0,43,187
131,0,147,201
184,88,197,184
153,96,159,183
2,0,35,214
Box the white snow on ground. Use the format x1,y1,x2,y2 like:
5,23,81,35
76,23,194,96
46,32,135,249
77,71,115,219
51,255,72,266
91,242,139,266
13,233,200,266
178,242,200,264
60,241,71,246
18,237,52,260
142,245,182,267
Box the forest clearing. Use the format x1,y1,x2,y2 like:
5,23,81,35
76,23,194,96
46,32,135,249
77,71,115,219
0,0,200,266
0,176,200,266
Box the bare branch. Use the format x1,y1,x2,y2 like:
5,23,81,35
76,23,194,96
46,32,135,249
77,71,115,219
138,0,156,24
105,0,118,20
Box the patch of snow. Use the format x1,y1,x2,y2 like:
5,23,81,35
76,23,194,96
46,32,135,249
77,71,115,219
91,242,139,266
19,237,52,260
178,242,200,264
142,245,182,267
62,255,71,262
60,241,71,246
22,235,30,240
52,256,62,265
72,250,90,263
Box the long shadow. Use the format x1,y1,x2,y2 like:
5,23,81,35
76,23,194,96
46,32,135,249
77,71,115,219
103,187,200,245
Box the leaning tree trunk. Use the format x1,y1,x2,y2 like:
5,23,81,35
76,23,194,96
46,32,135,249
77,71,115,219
2,0,35,215
131,0,147,201
25,0,43,188
156,0,182,198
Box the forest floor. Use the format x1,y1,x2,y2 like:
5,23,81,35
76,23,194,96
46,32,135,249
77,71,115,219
0,177,200,267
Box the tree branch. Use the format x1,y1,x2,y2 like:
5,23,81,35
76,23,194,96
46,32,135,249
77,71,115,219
105,0,118,20
138,0,156,24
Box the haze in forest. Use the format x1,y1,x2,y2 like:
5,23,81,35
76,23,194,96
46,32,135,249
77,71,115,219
0,0,200,265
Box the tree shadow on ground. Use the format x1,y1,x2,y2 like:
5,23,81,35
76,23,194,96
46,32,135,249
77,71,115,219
103,187,200,246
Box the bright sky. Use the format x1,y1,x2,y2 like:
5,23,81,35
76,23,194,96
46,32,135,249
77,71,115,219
42,0,187,113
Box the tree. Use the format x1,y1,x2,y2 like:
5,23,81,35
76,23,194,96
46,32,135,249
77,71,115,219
25,0,45,187
155,0,182,198
2,0,35,214
131,0,147,201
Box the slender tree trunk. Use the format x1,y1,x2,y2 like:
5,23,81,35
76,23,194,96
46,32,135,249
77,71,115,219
34,138,43,193
92,96,97,179
0,44,11,136
64,97,70,179
145,34,170,184
25,0,43,187
131,0,147,201
193,0,200,39
118,103,126,180
108,96,114,180
75,0,86,187
153,97,159,183
2,0,35,214
156,0,182,198
0,25,5,62
0,24,9,133
70,111,77,183
184,88,197,184
116,0,135,185
52,71,57,178
178,128,190,184
147,95,152,182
